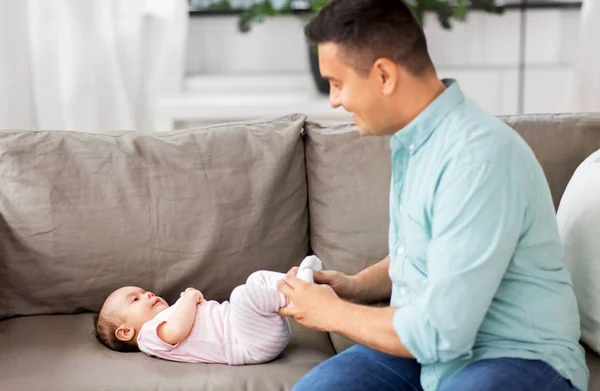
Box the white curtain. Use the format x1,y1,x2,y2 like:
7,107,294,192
573,0,600,113
0,0,188,132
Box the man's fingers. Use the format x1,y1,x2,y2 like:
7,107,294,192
277,279,297,316
313,270,336,284
278,304,295,317
277,278,294,297
282,275,308,289
286,266,299,277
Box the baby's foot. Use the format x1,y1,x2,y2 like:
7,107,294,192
297,255,323,283
299,255,323,272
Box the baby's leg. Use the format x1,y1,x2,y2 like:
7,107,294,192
245,256,323,290
246,270,286,290
229,283,291,364
242,259,325,312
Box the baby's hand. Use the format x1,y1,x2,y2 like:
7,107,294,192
181,287,203,304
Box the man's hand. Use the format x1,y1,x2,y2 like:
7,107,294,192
277,276,344,332
181,287,203,304
279,271,413,358
285,267,358,302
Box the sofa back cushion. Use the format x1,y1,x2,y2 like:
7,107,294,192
501,113,600,209
304,122,391,275
307,114,600,354
0,114,309,319
305,113,600,276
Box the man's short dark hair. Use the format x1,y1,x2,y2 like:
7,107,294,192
305,0,434,76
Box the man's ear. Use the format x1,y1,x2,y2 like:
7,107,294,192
115,325,135,342
373,58,399,96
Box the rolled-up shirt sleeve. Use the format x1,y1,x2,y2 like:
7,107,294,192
393,161,524,364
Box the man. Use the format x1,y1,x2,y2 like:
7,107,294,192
276,0,589,390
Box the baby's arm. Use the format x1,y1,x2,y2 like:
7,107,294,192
157,288,202,345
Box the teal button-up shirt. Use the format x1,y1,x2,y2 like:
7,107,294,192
389,79,588,391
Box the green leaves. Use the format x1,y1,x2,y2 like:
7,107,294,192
408,0,500,30
310,0,328,13
238,0,294,33
229,0,503,33
470,0,504,15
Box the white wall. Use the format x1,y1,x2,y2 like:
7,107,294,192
186,15,309,74
0,0,36,129
162,8,581,129
185,10,579,73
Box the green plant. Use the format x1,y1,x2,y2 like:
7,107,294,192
235,0,502,33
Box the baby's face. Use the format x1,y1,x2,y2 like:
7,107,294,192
103,286,169,332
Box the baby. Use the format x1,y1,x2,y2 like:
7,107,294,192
93,256,322,365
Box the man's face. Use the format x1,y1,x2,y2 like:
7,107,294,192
318,42,392,136
103,286,169,332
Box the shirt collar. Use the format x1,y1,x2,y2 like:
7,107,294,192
390,79,465,154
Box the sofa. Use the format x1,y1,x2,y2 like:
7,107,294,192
0,112,599,390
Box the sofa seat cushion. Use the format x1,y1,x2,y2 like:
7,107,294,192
0,314,334,391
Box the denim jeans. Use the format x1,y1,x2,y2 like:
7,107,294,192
292,344,576,391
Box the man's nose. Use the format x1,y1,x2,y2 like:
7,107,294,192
329,91,341,109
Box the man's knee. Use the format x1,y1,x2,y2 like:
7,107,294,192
292,347,366,391
439,359,572,391
291,357,342,391
292,345,422,391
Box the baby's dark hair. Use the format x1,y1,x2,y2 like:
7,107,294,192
93,310,139,353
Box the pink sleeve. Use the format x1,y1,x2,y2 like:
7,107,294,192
137,318,180,355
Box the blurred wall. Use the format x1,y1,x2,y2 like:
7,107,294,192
184,9,580,116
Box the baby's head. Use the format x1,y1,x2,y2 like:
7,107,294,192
93,286,169,352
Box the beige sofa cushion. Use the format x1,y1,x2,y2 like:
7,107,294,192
305,114,600,275
306,114,600,356
501,113,600,209
0,114,309,319
0,314,334,391
304,121,391,275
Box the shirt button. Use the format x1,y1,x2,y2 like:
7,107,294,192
396,246,405,256
408,144,415,151
400,287,408,296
